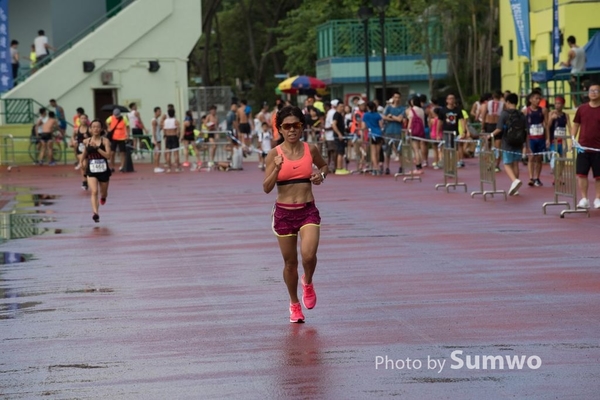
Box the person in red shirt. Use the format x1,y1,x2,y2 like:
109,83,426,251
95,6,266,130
573,83,600,209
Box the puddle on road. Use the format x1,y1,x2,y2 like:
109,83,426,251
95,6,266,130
0,188,66,243
48,364,108,370
64,288,114,294
0,252,34,265
0,187,65,319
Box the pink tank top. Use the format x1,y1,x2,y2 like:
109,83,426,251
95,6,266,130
276,142,313,186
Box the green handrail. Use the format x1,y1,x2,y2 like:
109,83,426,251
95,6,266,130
13,0,136,86
2,98,74,131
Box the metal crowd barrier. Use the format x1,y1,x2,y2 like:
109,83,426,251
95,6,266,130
542,147,589,218
194,130,241,171
435,131,467,192
0,134,18,171
394,130,421,182
470,136,506,201
349,129,377,175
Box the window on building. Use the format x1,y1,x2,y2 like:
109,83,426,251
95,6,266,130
590,28,600,40
509,40,514,61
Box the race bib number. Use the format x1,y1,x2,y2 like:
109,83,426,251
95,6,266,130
89,159,107,173
554,127,566,137
529,124,544,137
78,143,85,152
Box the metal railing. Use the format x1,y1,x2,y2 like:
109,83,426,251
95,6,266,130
394,131,421,182
521,70,597,109
3,99,35,124
317,18,443,59
542,146,590,218
0,134,17,171
12,0,136,86
1,98,76,129
470,137,506,201
435,131,467,192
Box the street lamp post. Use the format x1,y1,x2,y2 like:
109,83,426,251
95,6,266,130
358,6,373,100
372,0,389,103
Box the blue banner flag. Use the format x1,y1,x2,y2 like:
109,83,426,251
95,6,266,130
0,0,11,91
510,0,530,60
552,0,560,66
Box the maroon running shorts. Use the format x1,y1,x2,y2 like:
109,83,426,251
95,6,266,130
271,201,321,236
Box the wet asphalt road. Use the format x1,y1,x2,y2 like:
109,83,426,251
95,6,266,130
1,160,600,399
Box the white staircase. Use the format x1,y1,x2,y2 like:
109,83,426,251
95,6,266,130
2,0,201,122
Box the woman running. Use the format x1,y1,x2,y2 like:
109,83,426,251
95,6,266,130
81,119,112,223
263,106,329,323
71,113,90,189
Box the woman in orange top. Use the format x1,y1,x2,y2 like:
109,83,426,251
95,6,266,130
106,109,130,172
263,106,329,323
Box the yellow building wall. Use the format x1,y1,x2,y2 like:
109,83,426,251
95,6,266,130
500,0,600,98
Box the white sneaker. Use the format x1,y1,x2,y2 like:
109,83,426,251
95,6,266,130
577,198,590,209
594,198,600,209
154,167,165,173
508,179,522,196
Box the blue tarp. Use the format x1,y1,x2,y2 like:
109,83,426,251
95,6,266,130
532,32,600,83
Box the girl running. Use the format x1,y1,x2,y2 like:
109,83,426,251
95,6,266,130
81,120,112,223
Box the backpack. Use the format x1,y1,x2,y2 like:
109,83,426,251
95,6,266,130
409,107,425,137
504,109,527,147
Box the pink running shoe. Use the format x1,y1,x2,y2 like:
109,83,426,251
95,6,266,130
289,302,305,323
301,275,317,309
100,197,106,205
182,161,190,168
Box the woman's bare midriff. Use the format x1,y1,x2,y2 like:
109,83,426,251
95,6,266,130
276,183,314,208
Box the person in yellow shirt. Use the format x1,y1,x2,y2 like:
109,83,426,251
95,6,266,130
313,94,325,114
105,109,130,172
29,45,37,73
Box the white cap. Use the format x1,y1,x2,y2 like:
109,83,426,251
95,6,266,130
330,99,339,107
358,99,366,105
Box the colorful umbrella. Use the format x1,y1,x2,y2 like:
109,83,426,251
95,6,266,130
277,75,327,94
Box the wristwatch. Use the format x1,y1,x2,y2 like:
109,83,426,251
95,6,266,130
320,172,326,181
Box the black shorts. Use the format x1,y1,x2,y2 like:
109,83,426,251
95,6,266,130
183,133,195,142
206,133,215,140
334,139,346,155
86,160,112,182
370,136,383,145
132,128,144,137
40,133,52,142
485,123,500,137
86,170,111,182
111,140,126,153
239,123,251,135
165,135,179,150
576,151,600,179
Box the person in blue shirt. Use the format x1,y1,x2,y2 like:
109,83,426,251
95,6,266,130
362,101,384,175
383,91,405,174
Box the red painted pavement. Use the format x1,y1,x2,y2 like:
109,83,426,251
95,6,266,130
1,158,599,399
